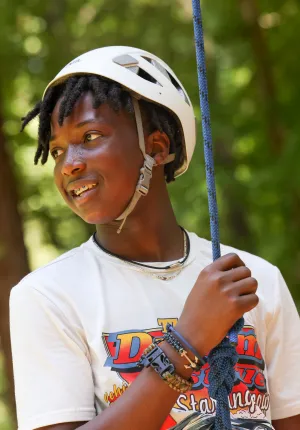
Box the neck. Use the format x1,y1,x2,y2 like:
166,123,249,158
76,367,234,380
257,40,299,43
95,173,183,262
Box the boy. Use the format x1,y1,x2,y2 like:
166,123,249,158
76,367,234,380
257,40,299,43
10,46,300,430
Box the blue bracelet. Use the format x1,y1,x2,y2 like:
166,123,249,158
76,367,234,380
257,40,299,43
163,332,202,371
166,323,206,367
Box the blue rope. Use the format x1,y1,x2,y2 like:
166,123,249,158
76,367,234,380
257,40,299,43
191,1,244,428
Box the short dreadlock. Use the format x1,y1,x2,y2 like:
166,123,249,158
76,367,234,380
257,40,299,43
20,74,184,183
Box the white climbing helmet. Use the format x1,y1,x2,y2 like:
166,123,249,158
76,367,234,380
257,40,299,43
44,46,196,231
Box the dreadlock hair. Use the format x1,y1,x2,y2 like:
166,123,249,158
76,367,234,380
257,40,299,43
20,74,184,183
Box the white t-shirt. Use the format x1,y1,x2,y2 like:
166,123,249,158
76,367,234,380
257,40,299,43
9,231,300,430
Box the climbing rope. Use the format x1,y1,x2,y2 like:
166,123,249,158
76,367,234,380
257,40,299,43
191,1,244,428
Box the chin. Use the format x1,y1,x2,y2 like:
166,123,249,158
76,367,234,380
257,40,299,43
79,209,116,225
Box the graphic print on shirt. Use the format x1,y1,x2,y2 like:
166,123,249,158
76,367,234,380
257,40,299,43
102,320,272,429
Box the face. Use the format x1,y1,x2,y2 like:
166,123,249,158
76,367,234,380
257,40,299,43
50,91,143,224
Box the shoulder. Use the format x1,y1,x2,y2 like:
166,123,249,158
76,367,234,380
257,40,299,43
220,242,277,279
11,236,97,300
190,231,276,275
189,231,280,300
189,231,287,337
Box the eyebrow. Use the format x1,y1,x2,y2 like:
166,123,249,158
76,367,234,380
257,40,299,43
50,119,99,142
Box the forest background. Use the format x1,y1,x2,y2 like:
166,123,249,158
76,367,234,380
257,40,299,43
0,0,299,428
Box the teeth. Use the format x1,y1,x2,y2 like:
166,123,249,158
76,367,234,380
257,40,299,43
73,184,96,196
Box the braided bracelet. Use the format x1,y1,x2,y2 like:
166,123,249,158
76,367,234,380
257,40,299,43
138,343,193,394
166,323,206,368
163,332,202,371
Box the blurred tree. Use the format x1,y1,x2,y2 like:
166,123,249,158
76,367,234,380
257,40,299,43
0,102,28,427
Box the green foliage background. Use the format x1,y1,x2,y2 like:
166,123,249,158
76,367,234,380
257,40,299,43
1,0,299,427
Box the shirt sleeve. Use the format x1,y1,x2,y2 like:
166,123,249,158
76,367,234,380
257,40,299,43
265,268,300,421
10,281,96,430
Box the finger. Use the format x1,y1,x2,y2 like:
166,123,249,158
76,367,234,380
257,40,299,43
230,277,258,296
238,293,259,313
213,253,246,272
225,266,252,283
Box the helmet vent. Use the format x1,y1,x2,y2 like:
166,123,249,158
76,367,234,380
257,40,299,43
126,65,162,87
137,67,162,86
127,66,139,74
113,54,139,67
142,56,171,81
166,71,190,106
142,56,190,106
113,54,162,86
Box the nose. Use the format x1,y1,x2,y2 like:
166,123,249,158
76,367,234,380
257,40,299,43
61,147,86,176
62,160,86,176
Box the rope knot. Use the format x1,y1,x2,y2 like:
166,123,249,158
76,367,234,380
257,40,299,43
207,318,244,429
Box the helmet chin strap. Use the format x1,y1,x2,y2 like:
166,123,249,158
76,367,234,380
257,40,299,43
115,97,175,234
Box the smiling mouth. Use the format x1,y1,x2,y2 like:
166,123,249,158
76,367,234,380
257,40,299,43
71,183,97,198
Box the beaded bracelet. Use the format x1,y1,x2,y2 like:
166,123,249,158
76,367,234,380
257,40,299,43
163,371,193,393
163,332,202,371
138,342,193,394
166,323,206,368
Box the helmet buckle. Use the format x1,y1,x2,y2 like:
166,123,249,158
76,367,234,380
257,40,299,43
136,155,155,197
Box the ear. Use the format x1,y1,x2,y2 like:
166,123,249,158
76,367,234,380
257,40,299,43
145,130,170,166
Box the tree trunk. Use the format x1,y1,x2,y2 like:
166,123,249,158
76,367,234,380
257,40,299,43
214,137,254,251
0,98,30,425
238,0,284,155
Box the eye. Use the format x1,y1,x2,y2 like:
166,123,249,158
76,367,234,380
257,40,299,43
84,132,102,143
51,148,64,160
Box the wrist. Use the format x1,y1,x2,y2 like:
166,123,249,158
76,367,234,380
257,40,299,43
138,342,193,394
175,322,208,358
159,341,193,380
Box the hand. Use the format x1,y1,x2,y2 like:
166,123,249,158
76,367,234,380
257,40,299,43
176,253,258,356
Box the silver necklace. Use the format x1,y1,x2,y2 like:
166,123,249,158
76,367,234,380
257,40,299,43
92,228,190,281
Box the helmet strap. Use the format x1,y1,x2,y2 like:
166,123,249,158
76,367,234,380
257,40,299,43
116,98,175,234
